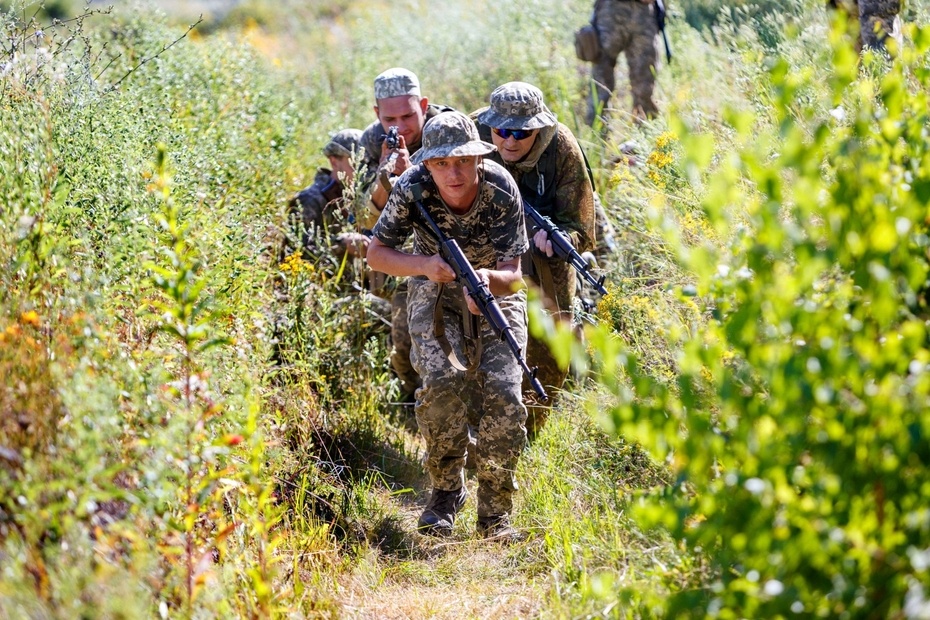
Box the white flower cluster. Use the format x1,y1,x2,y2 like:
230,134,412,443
1,29,65,86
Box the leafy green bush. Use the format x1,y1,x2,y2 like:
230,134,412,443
596,23,930,618
0,5,342,615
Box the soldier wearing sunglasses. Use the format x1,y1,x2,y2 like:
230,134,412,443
473,82,597,439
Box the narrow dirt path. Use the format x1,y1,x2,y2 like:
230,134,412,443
332,412,549,620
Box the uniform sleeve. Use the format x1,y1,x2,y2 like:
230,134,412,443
358,121,384,181
370,176,413,249
489,178,529,263
292,184,328,233
552,126,596,254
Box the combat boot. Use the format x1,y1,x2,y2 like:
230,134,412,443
417,487,467,537
476,514,525,544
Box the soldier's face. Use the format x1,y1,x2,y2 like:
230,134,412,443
375,95,429,146
424,156,480,210
490,127,537,163
328,155,354,184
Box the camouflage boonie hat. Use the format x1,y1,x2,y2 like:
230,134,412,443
373,67,421,100
476,81,557,130
411,111,496,164
323,128,363,158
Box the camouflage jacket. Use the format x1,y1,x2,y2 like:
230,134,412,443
284,168,358,258
283,169,335,255
473,115,596,312
371,159,528,272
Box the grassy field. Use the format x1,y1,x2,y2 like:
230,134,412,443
2,0,930,618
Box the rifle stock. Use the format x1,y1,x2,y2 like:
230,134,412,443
411,184,548,402
523,200,608,296
656,0,671,63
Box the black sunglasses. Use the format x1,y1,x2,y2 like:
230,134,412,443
493,127,535,141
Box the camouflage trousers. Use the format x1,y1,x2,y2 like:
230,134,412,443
587,0,659,124
389,280,421,398
407,278,528,519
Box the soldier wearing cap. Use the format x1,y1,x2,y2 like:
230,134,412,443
358,68,455,402
586,0,661,125
359,67,456,213
284,128,365,259
367,111,529,541
474,82,597,438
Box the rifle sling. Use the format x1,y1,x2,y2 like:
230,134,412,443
432,283,482,373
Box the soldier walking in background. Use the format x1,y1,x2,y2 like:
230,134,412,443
829,0,901,53
358,68,456,403
367,112,529,541
586,0,661,125
473,82,596,439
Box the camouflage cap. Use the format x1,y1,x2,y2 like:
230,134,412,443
323,128,363,158
373,67,421,101
411,111,496,164
476,81,557,130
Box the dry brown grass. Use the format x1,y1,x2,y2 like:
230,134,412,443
337,544,544,620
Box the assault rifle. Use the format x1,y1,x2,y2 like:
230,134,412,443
378,126,401,192
523,200,608,297
384,125,400,150
411,184,548,402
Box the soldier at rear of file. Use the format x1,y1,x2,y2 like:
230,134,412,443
474,82,596,440
284,128,365,262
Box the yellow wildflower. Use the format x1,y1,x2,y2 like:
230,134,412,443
20,310,41,327
655,131,678,150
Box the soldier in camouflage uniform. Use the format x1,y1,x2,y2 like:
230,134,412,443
358,68,455,401
473,82,596,439
586,0,661,125
367,111,529,541
283,129,365,260
829,0,901,53
274,129,390,365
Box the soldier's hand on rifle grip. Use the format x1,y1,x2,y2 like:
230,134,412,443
532,228,554,258
423,254,456,284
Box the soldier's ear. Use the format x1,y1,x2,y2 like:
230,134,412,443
419,97,429,114
373,105,381,119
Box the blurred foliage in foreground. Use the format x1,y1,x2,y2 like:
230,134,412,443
593,23,930,618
